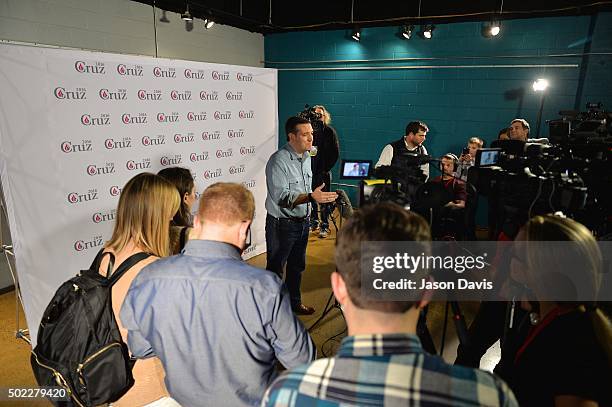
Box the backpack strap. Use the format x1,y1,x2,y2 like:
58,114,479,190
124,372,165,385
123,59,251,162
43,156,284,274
89,248,115,277
108,252,152,286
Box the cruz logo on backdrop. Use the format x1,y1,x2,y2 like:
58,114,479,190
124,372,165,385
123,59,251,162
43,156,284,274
61,140,92,153
142,135,166,147
75,61,105,74
153,66,176,78
189,152,210,162
99,88,127,100
187,112,207,121
74,235,104,252
184,68,207,79
137,89,162,101
81,113,110,126
126,158,151,171
199,90,219,101
236,72,253,82
86,163,115,176
92,209,116,224
122,113,148,125
202,131,221,141
54,87,86,100
170,90,192,100
117,64,144,76
203,168,222,180
160,155,183,167
211,71,230,80
174,133,195,144
105,137,133,150
67,189,98,204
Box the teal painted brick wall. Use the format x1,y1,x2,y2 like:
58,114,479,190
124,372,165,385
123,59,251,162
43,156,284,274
265,13,612,207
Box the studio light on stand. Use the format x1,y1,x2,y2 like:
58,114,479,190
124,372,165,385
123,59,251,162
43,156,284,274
401,24,414,39
351,28,361,41
422,24,435,39
204,17,215,29
533,78,550,138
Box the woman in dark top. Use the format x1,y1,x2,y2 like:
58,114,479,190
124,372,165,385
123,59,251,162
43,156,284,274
508,214,611,407
157,167,196,254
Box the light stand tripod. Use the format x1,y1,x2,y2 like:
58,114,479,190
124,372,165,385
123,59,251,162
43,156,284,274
0,191,30,344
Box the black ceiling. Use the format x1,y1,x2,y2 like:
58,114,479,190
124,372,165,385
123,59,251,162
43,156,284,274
135,0,612,33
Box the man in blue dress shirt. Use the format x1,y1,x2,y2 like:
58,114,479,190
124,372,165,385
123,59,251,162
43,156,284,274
120,183,316,407
265,116,338,315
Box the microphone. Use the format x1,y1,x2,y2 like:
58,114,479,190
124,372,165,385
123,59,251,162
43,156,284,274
335,189,354,219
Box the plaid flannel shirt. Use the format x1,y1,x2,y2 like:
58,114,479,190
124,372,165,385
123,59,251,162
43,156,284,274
262,333,518,407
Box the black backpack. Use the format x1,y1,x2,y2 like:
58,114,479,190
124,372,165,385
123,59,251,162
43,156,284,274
31,249,151,406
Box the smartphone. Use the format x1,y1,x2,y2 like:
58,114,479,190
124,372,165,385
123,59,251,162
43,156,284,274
462,147,469,155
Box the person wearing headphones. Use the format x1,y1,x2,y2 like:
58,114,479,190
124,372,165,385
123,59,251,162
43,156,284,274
431,153,467,238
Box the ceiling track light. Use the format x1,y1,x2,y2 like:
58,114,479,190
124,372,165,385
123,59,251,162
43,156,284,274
351,27,361,41
401,24,414,39
181,2,193,21
204,17,215,29
422,24,434,39
482,21,501,37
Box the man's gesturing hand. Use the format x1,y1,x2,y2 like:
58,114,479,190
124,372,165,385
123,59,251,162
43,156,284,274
312,183,338,204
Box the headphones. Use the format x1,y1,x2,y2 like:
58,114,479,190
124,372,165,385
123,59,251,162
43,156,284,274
440,153,459,172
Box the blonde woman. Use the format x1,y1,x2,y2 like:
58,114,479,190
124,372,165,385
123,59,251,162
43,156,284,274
509,215,611,407
100,172,181,407
310,104,340,238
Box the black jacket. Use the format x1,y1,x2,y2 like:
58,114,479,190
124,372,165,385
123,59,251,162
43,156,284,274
311,124,339,188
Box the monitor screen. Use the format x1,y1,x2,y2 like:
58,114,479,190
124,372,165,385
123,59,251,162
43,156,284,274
475,148,501,167
340,159,371,179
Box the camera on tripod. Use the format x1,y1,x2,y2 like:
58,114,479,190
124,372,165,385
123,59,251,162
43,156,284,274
469,102,611,236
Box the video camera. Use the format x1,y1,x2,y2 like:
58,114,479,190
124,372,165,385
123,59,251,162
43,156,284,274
469,103,611,237
297,104,324,134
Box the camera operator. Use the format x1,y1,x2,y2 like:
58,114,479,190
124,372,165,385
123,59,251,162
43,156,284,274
457,137,484,182
510,118,550,144
310,105,340,239
375,121,430,180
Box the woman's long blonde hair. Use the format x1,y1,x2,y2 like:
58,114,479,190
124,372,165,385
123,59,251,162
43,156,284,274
106,172,180,257
524,214,612,364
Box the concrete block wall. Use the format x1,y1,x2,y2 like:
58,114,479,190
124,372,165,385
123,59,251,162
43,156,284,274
265,13,612,175
0,0,264,66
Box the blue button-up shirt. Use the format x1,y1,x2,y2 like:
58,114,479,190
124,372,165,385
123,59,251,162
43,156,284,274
265,143,312,219
120,240,316,407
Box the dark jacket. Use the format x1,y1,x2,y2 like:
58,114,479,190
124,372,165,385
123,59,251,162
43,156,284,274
311,124,339,189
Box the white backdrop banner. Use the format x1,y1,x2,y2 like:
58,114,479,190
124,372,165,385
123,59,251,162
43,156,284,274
0,43,278,346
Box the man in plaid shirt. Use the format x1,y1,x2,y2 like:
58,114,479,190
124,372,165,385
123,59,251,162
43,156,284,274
262,202,517,407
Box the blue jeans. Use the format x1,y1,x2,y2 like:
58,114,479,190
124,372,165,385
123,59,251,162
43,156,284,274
310,202,332,230
265,214,310,307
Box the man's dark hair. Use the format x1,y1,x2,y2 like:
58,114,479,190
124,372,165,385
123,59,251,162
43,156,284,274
335,202,431,313
405,121,429,136
285,116,311,141
498,127,510,137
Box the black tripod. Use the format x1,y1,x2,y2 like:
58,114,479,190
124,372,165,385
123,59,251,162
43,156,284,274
308,290,342,332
